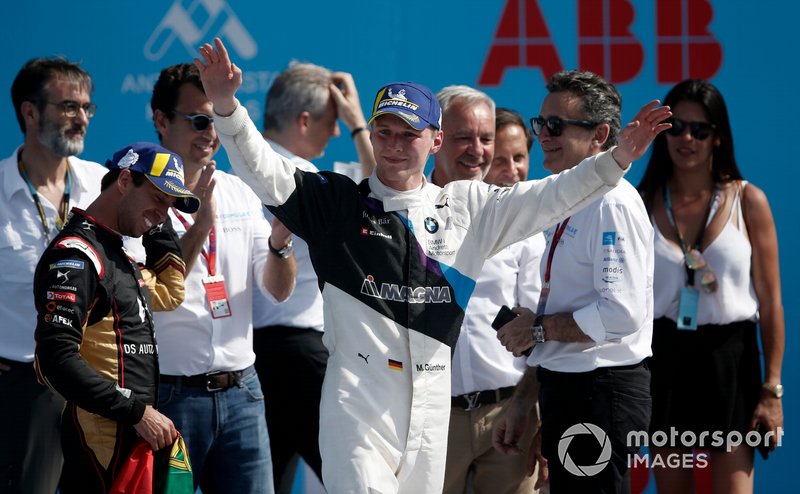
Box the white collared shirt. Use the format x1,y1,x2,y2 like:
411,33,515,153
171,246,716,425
451,234,545,395
0,147,106,362
134,169,273,375
527,179,654,372
252,140,324,331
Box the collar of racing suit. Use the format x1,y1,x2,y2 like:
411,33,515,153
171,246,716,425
366,173,427,212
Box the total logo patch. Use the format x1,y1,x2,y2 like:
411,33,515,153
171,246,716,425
424,217,439,234
47,291,76,302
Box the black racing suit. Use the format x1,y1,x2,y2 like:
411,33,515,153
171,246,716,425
33,208,185,494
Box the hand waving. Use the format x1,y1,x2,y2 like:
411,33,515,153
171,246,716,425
611,100,672,169
194,38,242,116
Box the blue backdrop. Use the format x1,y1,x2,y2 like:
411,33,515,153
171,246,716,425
2,1,794,492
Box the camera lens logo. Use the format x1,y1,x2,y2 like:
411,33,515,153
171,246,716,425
558,423,612,477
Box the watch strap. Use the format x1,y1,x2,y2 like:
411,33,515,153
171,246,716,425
268,236,293,259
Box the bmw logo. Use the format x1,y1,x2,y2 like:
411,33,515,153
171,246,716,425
424,217,439,234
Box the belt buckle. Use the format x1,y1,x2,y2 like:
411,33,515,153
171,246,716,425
463,391,482,411
206,374,225,392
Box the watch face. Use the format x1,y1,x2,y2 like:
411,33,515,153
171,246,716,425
775,385,784,398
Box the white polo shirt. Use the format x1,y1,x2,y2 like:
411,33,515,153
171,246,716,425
451,234,545,395
0,147,106,362
252,140,324,331
527,179,654,372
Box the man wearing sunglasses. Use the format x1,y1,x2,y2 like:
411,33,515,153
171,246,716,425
130,62,298,494
0,57,107,494
495,70,655,493
251,62,376,493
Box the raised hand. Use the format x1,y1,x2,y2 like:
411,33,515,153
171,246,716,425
194,38,242,116
611,100,672,168
330,72,368,132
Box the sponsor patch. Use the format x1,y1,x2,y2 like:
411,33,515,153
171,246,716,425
49,260,85,270
602,232,617,245
47,291,76,302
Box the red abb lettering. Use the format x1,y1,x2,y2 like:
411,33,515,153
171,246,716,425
479,0,723,87
478,0,562,86
656,0,722,82
578,0,644,83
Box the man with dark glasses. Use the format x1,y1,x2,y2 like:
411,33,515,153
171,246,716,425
495,70,655,494
0,57,108,494
129,62,298,494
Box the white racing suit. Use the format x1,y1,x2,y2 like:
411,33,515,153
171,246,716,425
214,104,625,494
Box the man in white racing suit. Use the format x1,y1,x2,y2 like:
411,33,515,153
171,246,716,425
193,38,671,494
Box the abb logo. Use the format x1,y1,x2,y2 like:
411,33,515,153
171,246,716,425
479,0,722,86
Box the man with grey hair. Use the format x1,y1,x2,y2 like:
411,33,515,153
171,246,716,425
252,61,375,492
432,87,544,494
0,57,107,494
431,85,496,185
494,70,654,493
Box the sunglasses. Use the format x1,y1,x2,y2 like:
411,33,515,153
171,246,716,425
172,110,213,132
530,115,598,137
684,248,718,294
666,118,715,140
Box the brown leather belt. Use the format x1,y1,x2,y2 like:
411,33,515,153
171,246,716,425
160,366,252,392
451,385,516,411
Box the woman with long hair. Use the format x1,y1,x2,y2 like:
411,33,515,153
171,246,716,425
639,79,784,493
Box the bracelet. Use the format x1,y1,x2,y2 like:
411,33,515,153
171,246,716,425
268,235,294,259
350,126,367,138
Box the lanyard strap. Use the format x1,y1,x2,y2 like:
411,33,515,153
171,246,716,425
534,217,570,317
664,185,716,287
172,209,217,276
17,159,71,243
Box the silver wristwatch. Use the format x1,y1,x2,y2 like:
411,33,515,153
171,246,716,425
531,314,545,344
268,236,294,259
762,383,784,398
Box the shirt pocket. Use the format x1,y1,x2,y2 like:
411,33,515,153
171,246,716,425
0,221,45,283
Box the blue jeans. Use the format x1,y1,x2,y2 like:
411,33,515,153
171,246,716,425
158,366,274,494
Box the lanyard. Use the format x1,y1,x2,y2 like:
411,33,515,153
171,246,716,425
534,217,571,317
17,159,71,243
664,184,716,287
172,209,217,276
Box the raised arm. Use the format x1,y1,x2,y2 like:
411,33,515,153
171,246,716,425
194,38,242,116
330,71,377,176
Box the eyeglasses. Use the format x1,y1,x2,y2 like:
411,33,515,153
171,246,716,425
530,115,598,137
45,100,97,119
666,118,716,140
171,111,213,132
684,248,718,294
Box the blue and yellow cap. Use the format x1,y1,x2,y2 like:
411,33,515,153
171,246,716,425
368,82,442,130
106,142,200,213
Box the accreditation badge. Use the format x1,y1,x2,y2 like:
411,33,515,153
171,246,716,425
203,275,231,319
677,286,699,331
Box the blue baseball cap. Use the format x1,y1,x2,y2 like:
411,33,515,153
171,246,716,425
368,82,442,130
106,142,200,213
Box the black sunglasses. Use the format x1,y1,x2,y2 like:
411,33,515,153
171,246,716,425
172,110,213,132
666,118,715,140
530,115,598,137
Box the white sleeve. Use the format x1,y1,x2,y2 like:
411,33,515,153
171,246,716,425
573,199,652,342
213,104,298,207
470,149,627,259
